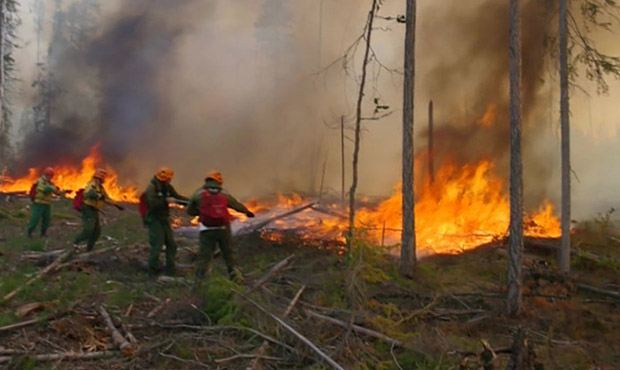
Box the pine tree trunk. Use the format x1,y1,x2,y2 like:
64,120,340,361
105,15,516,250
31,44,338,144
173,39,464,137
400,0,417,277
559,0,571,274
507,0,523,316
0,0,5,138
428,100,434,184
347,0,378,251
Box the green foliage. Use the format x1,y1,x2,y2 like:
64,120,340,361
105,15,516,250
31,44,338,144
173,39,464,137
196,275,242,324
4,236,46,252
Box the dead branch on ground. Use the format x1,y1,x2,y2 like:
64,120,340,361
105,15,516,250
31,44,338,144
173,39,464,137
98,305,137,356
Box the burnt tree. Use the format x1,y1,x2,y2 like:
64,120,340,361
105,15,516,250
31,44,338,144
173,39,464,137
400,0,417,277
347,0,378,251
507,0,523,316
559,0,570,273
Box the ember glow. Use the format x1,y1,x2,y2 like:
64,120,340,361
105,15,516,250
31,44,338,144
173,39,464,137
0,146,139,202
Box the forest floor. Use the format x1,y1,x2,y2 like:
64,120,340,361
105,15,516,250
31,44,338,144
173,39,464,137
0,197,619,370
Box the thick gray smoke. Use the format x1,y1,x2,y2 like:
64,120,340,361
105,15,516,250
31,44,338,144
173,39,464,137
9,0,620,218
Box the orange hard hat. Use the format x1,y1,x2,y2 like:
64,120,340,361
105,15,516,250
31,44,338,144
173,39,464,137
205,170,223,184
155,167,174,182
43,167,55,178
94,168,108,180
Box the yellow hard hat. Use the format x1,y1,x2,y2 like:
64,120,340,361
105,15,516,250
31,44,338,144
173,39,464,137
205,170,223,185
93,168,108,180
155,167,174,182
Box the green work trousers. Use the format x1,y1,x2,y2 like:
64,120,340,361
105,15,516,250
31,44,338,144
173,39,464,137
148,219,177,275
27,203,51,237
74,206,101,251
196,228,236,278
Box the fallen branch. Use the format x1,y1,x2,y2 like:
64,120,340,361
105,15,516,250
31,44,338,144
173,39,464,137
159,352,210,369
2,248,74,304
305,309,403,347
243,203,316,233
217,353,284,364
0,317,43,333
576,283,620,301
0,350,118,364
249,255,295,292
147,323,299,355
310,205,346,219
249,285,306,370
147,298,171,318
237,291,345,370
56,245,120,270
20,249,65,263
98,305,136,356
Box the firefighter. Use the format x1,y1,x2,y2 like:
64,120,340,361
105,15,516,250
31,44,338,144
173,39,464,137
187,171,255,282
27,167,65,238
73,168,124,251
144,167,189,276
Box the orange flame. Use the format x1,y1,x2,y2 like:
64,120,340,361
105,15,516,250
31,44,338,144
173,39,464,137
357,160,560,255
244,160,561,256
478,103,497,127
0,146,139,202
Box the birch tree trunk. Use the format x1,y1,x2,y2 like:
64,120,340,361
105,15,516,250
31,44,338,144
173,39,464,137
559,0,571,274
400,0,417,277
347,0,378,251
507,0,524,316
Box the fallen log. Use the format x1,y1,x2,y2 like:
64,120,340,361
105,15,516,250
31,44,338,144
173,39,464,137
0,350,118,364
56,245,120,269
238,291,345,370
98,305,136,356
249,254,295,292
310,205,346,219
242,202,316,233
2,248,74,304
305,309,403,347
20,249,66,264
576,283,620,301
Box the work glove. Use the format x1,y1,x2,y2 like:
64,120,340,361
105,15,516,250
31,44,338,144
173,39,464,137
114,204,125,211
246,211,255,218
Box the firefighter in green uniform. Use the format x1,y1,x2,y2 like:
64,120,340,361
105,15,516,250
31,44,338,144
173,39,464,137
144,167,189,276
187,171,255,281
74,168,124,251
27,167,65,238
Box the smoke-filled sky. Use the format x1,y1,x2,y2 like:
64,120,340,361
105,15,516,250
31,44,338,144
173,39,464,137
8,0,620,219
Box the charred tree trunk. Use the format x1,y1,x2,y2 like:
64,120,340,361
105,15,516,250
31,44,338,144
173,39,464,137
347,0,378,251
0,0,5,141
400,0,417,277
341,115,346,209
507,0,523,316
428,100,434,184
559,0,571,274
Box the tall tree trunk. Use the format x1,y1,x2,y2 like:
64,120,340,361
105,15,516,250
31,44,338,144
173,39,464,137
347,0,378,251
400,0,417,277
507,0,523,316
0,0,5,139
340,115,346,210
559,0,571,274
428,100,434,184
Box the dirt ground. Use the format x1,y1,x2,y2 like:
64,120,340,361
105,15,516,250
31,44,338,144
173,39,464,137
0,197,619,369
